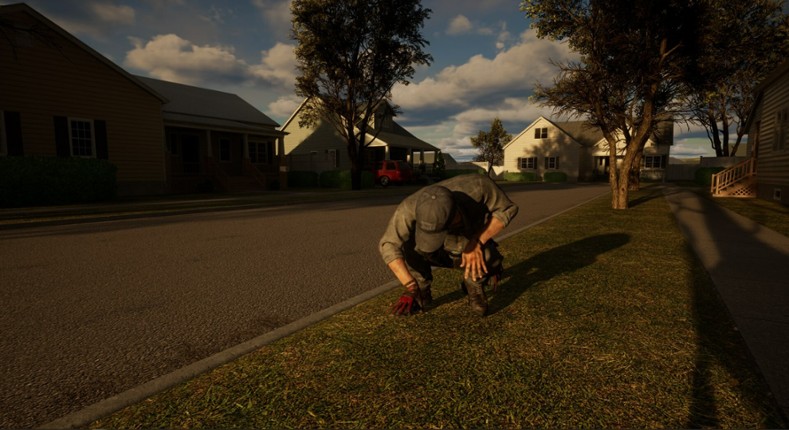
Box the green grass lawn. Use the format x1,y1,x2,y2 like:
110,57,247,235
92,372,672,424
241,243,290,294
92,188,785,429
709,195,789,237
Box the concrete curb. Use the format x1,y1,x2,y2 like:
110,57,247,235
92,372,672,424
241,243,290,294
39,188,609,429
39,280,400,429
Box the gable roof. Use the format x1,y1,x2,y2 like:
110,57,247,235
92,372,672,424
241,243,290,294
0,3,166,104
284,98,439,152
135,76,279,128
506,115,672,149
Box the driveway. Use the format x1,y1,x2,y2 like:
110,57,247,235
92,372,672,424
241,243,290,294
0,182,609,428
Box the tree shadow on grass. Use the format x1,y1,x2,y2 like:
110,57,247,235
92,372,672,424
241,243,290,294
488,233,630,315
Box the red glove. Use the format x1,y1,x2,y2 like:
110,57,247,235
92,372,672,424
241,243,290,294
391,281,424,316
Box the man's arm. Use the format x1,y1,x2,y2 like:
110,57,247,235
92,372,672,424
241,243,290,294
387,258,417,290
461,216,505,281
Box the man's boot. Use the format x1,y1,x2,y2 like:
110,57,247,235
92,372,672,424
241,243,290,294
463,278,488,316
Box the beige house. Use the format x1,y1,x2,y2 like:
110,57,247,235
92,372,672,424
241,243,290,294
0,3,284,195
502,116,673,182
281,100,440,173
737,60,789,205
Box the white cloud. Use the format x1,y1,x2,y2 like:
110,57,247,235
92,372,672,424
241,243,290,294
393,29,577,111
249,42,297,87
268,95,304,121
251,0,293,40
447,15,473,35
91,3,135,25
125,34,247,85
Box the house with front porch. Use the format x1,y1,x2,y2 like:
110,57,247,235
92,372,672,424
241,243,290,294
136,77,286,193
719,59,789,205
0,3,285,196
502,116,673,182
281,100,440,174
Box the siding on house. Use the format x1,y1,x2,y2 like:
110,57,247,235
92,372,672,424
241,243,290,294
750,61,789,204
503,116,672,182
281,100,439,173
0,5,166,195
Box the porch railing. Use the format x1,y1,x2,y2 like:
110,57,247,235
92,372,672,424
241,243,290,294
243,158,267,189
711,157,756,197
204,157,229,191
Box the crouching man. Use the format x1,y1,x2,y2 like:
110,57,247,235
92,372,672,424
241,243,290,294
379,174,518,316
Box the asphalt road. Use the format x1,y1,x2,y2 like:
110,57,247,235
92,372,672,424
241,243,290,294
0,182,609,428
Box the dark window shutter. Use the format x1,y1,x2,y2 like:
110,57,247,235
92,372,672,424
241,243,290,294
94,120,108,159
4,111,23,156
556,157,559,169
53,116,70,157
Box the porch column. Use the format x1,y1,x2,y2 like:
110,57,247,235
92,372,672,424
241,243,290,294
205,130,213,157
243,134,250,159
278,135,288,189
384,145,390,160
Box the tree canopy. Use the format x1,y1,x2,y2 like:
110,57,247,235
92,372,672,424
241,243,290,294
471,118,510,176
684,0,789,157
291,0,432,189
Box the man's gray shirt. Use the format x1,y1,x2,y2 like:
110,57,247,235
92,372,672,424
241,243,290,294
379,174,519,265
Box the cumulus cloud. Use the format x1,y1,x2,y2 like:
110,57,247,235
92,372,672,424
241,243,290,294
39,0,136,40
249,42,297,87
124,34,297,89
393,29,577,111
125,34,248,85
250,0,293,40
91,3,135,25
268,95,304,121
447,15,473,35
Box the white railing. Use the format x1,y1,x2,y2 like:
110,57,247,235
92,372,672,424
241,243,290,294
711,157,756,196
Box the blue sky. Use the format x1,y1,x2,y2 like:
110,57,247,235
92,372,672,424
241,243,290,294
6,0,717,160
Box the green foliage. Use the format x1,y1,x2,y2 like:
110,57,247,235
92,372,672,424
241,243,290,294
471,118,510,169
543,171,568,183
0,156,116,207
694,167,725,186
291,0,432,189
503,171,540,182
319,170,374,189
287,171,320,188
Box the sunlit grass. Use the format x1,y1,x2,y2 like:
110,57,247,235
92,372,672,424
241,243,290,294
92,188,785,429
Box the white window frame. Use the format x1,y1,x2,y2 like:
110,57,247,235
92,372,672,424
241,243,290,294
545,156,559,169
643,155,664,169
68,118,95,158
519,156,537,169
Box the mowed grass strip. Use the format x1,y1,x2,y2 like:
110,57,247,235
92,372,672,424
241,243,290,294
709,194,789,237
92,188,785,429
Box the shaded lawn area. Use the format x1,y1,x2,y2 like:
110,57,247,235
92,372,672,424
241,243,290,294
93,188,785,429
710,195,789,237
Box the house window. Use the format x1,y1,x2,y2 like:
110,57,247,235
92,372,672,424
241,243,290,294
775,107,789,151
544,156,559,169
69,118,94,157
326,148,339,168
167,133,179,155
643,155,665,169
219,138,231,162
534,127,548,139
519,157,537,169
249,141,272,164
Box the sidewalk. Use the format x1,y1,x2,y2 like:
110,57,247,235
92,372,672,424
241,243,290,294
664,187,789,419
